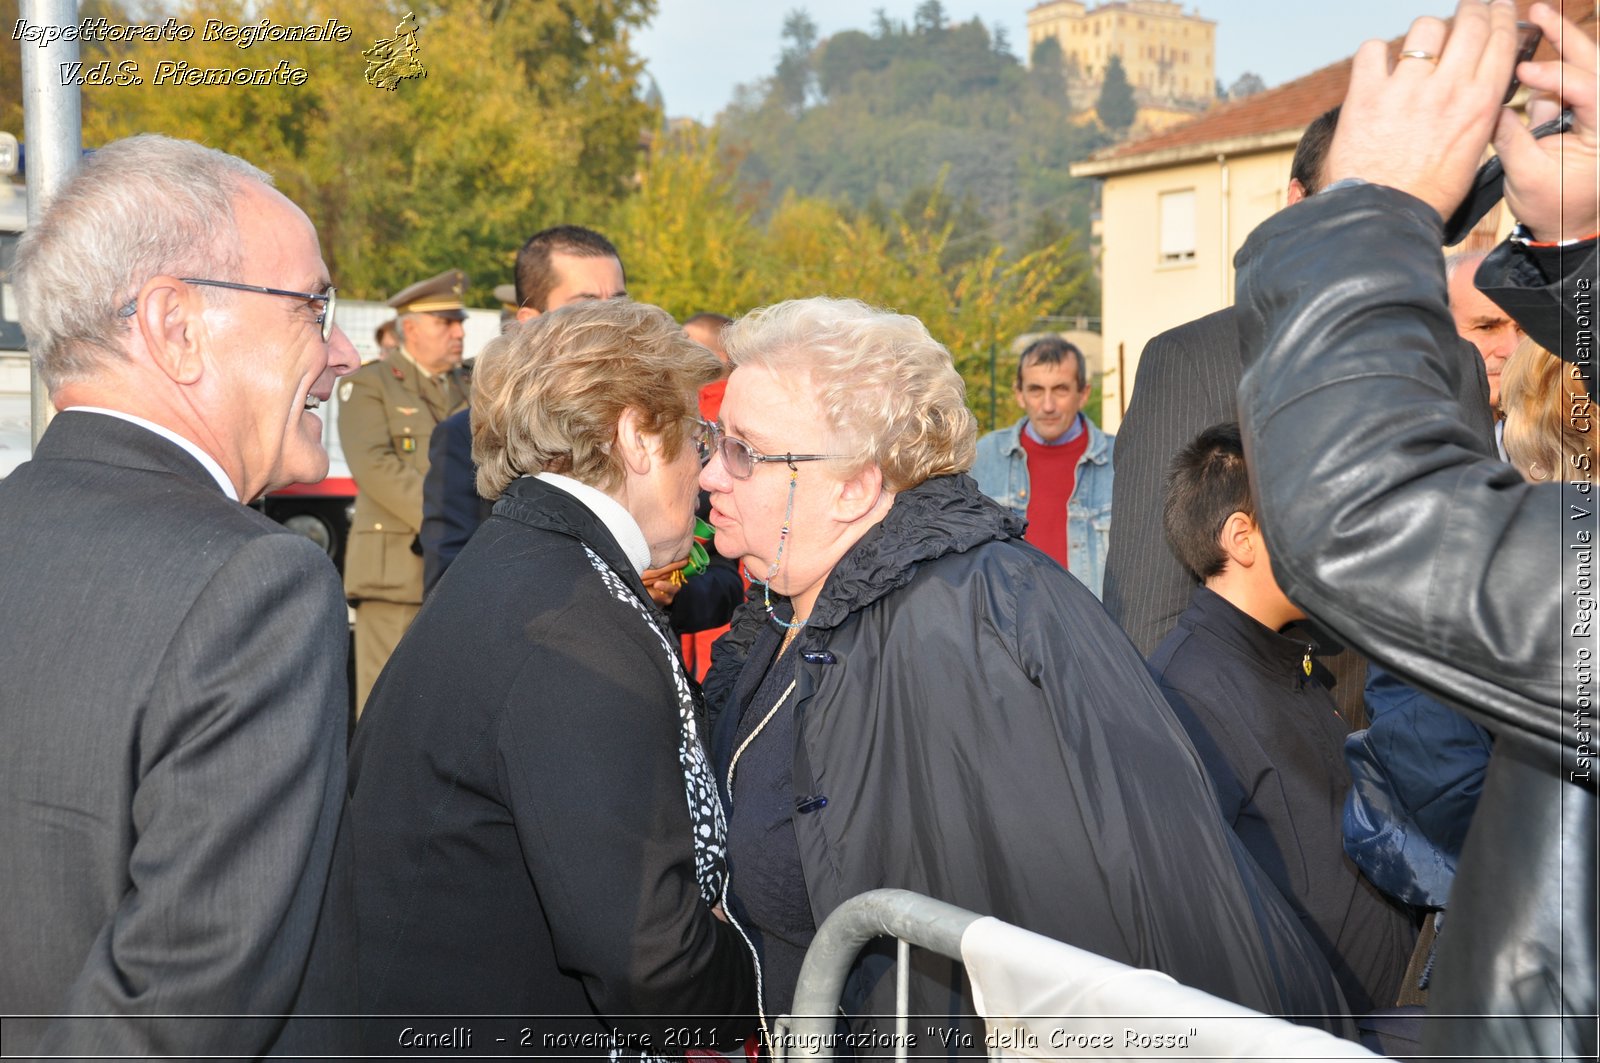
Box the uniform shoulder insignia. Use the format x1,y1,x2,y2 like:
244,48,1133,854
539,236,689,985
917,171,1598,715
339,380,354,402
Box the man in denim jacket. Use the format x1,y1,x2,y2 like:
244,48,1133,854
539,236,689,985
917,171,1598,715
972,337,1114,597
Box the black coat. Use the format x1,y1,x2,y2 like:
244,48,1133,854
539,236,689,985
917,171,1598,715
705,474,1352,1046
1150,587,1416,1013
337,475,754,1054
1235,182,1596,1059
420,407,492,594
1102,307,1244,658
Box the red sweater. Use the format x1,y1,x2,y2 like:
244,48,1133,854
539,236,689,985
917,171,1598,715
1020,425,1088,569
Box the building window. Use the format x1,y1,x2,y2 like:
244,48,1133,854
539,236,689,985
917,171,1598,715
1159,190,1197,264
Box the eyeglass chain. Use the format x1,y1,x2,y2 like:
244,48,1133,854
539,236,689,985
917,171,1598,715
755,464,808,633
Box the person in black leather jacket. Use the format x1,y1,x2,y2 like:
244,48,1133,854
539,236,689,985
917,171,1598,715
1234,2,1595,1057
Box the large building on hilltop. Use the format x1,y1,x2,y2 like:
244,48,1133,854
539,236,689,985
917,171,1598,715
1026,0,1215,109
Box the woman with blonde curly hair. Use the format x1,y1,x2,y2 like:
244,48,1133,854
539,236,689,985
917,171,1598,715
1500,338,1595,484
700,297,1348,1049
333,299,753,1053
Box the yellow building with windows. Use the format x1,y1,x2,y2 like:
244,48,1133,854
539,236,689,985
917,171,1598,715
1026,0,1215,107
1069,53,1352,432
1069,38,1528,431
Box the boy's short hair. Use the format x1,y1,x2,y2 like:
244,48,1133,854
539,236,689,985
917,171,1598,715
1163,422,1253,581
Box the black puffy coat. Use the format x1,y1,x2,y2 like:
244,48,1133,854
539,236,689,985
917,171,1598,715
1235,182,1596,1060
705,473,1352,1046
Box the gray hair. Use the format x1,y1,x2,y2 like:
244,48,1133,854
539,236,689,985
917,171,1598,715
725,297,977,492
397,313,424,345
1444,249,1487,286
13,134,272,390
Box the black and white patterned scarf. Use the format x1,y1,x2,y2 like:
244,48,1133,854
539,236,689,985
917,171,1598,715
583,546,728,904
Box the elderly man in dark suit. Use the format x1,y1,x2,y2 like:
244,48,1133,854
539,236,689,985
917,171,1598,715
0,135,358,1056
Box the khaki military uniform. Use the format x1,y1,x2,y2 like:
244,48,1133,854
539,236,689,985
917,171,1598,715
339,348,470,713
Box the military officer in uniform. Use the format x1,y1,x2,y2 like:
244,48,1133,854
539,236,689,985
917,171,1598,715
339,269,472,715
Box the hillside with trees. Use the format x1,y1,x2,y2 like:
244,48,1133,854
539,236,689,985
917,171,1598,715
1,0,1103,425
716,1,1108,311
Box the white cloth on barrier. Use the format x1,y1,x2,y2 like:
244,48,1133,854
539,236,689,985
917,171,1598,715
959,916,1380,1060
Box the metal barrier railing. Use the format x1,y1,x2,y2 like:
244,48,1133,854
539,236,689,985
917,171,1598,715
779,890,978,1062
774,888,1381,1062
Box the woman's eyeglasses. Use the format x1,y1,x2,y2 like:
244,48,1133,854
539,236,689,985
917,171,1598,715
690,418,846,480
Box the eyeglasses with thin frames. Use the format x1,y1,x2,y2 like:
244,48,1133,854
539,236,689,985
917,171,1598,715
117,278,338,343
691,418,846,480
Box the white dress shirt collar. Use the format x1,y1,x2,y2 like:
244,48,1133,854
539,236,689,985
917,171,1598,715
535,472,651,577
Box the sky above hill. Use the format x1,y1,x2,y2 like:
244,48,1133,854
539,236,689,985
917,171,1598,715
635,0,1458,123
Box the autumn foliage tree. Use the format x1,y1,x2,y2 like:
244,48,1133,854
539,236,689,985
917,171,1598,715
612,132,1089,428
10,0,657,304
5,0,1094,426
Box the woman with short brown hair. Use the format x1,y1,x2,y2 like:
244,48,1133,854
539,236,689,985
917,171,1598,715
335,299,754,1054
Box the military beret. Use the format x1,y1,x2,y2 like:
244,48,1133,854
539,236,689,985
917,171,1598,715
389,268,469,319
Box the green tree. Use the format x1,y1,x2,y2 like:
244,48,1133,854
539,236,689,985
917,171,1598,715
607,128,765,319
991,24,1012,60
607,134,1086,426
1226,71,1267,100
1096,54,1137,133
1029,36,1066,100
776,9,818,115
912,0,946,37
59,0,655,304
721,8,1104,267
816,29,882,100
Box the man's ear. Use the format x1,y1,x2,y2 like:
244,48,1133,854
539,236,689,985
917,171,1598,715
1286,178,1309,205
834,460,886,524
134,276,206,385
1218,510,1259,569
515,306,542,323
615,406,652,476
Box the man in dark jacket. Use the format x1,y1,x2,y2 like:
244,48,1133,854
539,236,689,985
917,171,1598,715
1104,106,1368,659
1,134,358,1058
421,225,626,591
1149,424,1415,1015
1234,2,1596,1056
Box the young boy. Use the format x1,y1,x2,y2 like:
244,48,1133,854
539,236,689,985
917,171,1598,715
1148,423,1414,1014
